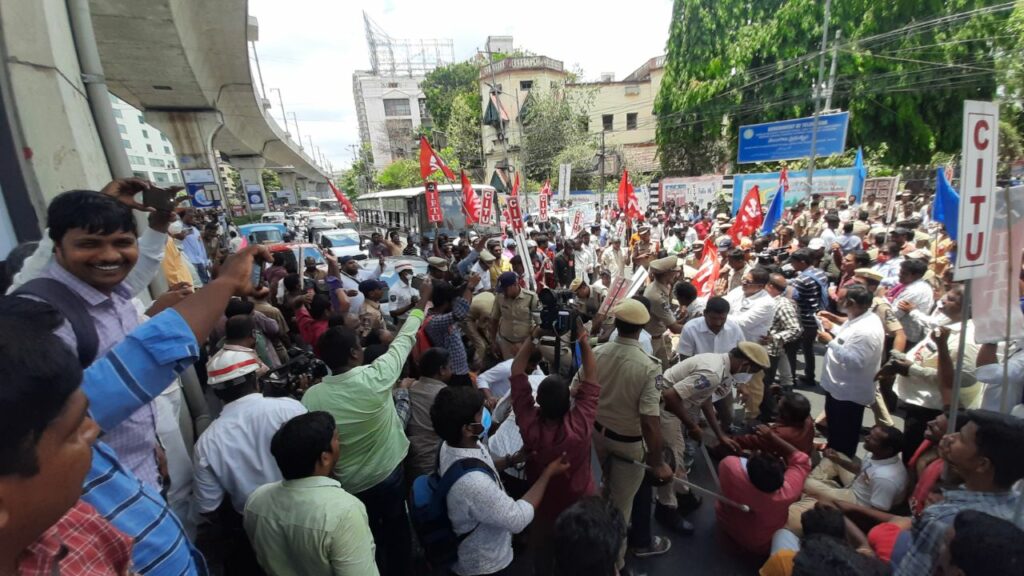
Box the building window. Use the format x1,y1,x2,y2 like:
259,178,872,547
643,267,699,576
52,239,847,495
128,155,145,165
383,98,411,117
602,114,613,131
138,114,145,123
153,172,168,183
132,170,148,179
117,124,127,134
519,80,533,91
418,98,430,120
142,129,149,138
170,172,181,183
146,144,153,153
149,158,166,168
122,139,132,149
112,109,123,119
164,146,171,154
625,85,641,96
627,113,638,130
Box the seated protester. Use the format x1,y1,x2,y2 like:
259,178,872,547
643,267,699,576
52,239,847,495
761,507,856,576
939,510,1024,576
729,392,815,457
5,245,272,575
294,293,331,357
357,279,386,340
787,425,907,534
717,426,812,556
193,317,306,517
894,410,1024,575
791,535,890,576
476,349,544,408
405,347,452,478
430,385,571,576
513,329,600,572
425,278,480,388
244,412,378,576
658,344,769,532
302,280,431,576
553,497,626,576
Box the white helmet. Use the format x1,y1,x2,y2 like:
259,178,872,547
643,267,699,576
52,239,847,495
207,347,262,389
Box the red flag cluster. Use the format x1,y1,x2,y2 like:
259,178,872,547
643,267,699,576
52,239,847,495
617,170,642,221
730,185,763,244
460,170,479,225
327,180,358,221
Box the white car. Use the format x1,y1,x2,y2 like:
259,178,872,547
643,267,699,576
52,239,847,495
261,211,286,224
315,228,367,260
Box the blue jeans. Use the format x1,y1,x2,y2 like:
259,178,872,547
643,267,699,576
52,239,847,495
194,263,210,285
354,464,412,576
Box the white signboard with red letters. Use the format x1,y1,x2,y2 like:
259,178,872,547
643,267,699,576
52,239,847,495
955,100,1000,280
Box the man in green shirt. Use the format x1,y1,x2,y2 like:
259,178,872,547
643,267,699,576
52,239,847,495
302,279,431,576
244,411,378,576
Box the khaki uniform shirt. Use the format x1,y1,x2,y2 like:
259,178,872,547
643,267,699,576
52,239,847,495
492,289,537,343
643,281,675,336
872,297,903,337
358,300,385,339
664,353,736,420
590,336,662,437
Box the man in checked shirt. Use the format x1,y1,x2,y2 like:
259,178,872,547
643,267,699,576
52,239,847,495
759,273,803,421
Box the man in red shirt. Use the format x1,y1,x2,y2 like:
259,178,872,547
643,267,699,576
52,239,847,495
511,326,599,573
693,214,712,240
717,426,812,556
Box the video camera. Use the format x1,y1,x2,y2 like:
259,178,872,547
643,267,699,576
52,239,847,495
538,288,576,335
261,347,329,400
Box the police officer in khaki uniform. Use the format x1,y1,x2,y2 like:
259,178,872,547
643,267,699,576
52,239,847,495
656,343,770,530
490,271,537,360
644,255,684,369
583,298,673,566
631,225,655,270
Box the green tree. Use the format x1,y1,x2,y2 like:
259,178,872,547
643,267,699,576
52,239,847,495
421,61,482,133
447,92,484,174
657,0,1018,175
339,143,375,197
520,88,595,182
261,169,282,192
376,159,421,190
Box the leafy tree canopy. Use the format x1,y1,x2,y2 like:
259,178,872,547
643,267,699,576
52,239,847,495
520,88,596,183
421,61,482,133
656,0,1021,176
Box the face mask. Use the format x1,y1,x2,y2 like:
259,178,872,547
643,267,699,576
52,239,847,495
471,407,493,443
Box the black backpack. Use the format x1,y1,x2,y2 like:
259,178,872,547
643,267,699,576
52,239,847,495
409,457,498,570
13,277,99,366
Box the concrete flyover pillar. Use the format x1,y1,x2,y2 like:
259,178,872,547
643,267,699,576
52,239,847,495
296,176,309,198
227,155,269,213
276,171,297,206
144,110,225,209
313,181,329,198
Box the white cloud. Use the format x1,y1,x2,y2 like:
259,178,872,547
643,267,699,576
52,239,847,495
249,0,673,169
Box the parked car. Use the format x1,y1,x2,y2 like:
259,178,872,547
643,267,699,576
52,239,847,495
313,228,368,261
261,211,287,224
239,223,287,245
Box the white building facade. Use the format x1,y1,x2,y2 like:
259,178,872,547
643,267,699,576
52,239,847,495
109,93,182,185
353,71,432,171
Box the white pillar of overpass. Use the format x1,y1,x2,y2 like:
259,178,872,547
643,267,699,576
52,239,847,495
276,171,297,206
296,176,309,198
228,155,269,214
314,181,329,198
144,110,225,205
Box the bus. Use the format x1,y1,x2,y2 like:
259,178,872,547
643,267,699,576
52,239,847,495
353,183,501,238
298,197,340,212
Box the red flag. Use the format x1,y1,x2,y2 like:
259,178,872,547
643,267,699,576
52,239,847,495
779,166,790,193
510,171,520,197
480,189,494,224
460,170,479,225
730,185,763,244
424,181,443,223
692,235,721,298
327,180,358,221
540,179,552,197
419,136,455,181
617,170,642,220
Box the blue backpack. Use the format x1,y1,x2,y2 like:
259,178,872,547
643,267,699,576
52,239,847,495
409,457,498,570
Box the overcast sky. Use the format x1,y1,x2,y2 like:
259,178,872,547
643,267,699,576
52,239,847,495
249,0,673,171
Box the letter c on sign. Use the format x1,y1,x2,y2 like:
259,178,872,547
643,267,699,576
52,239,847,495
974,119,990,151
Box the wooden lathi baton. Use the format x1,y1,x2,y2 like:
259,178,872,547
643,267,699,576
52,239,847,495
613,455,751,513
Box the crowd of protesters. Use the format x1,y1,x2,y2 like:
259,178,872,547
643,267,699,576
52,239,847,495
1,177,1023,576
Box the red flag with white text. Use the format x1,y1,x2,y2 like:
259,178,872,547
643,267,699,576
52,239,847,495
730,185,763,244
692,235,720,298
481,188,494,224
327,180,358,221
618,170,642,220
460,170,479,225
419,136,455,181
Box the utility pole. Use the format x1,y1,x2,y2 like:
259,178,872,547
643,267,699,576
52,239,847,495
291,113,303,148
598,131,606,207
824,30,841,111
270,88,290,135
806,0,832,187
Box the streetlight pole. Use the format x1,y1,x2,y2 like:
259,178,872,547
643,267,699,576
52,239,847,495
291,112,303,149
270,88,290,135
807,0,832,188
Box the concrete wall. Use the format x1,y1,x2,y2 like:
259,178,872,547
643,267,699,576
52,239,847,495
1,0,112,219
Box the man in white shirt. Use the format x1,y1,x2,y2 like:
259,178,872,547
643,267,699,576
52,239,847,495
339,255,385,320
477,353,545,407
387,261,419,325
724,266,776,416
577,232,598,283
193,320,307,516
787,424,907,534
816,284,885,457
600,238,628,279
471,250,496,293
892,258,935,347
676,297,745,360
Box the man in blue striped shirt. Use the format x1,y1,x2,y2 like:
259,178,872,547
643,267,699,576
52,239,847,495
787,248,828,387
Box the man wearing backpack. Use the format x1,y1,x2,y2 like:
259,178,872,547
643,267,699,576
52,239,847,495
427,385,570,575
